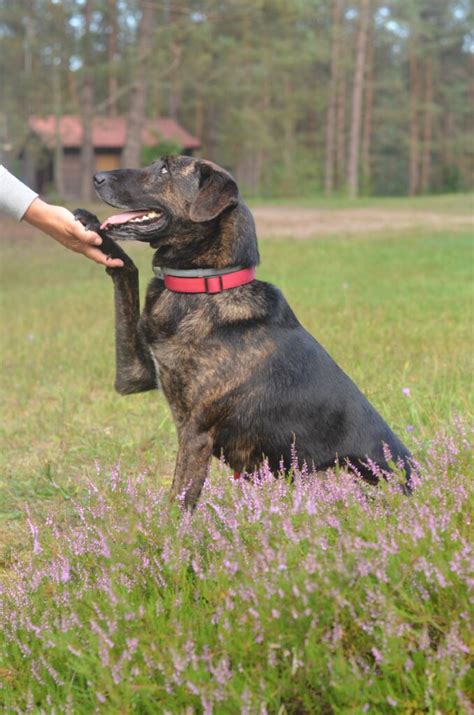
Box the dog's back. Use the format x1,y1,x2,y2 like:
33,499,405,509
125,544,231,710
151,277,412,479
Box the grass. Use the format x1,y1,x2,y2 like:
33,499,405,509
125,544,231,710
0,203,473,711
247,191,474,213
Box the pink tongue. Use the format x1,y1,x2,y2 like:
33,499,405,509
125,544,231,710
101,210,149,229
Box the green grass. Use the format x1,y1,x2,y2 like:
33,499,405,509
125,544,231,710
247,191,474,212
0,208,473,712
1,221,472,521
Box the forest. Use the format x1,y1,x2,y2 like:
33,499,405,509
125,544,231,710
0,0,472,198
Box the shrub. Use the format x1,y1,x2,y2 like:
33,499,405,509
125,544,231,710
141,141,183,166
1,421,472,713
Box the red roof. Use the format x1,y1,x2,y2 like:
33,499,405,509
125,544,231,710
28,115,200,150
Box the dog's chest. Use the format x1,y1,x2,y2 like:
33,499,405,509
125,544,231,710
139,300,207,405
147,347,162,389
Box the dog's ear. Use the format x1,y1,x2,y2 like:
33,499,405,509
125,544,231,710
189,163,239,223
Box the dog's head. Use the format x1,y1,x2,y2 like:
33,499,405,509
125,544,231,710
95,156,240,247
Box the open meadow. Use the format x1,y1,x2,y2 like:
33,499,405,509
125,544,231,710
0,196,473,712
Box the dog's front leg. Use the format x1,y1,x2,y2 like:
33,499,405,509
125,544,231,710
107,266,158,395
73,209,157,395
168,427,214,510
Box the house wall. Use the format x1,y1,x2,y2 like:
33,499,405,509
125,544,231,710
62,149,121,198
20,139,53,192
95,150,121,172
63,149,82,198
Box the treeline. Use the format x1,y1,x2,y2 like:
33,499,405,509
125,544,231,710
0,0,472,197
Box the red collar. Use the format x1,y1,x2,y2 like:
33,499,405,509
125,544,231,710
153,265,256,294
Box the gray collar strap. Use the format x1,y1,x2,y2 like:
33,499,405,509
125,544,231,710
153,264,245,280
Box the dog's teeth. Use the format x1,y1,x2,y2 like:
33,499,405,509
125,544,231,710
127,210,161,224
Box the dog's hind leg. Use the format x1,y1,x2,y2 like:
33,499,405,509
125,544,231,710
168,428,214,510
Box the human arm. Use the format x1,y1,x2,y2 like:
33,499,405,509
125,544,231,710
0,166,123,268
24,199,124,268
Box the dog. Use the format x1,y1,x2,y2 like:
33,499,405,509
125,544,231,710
74,155,412,509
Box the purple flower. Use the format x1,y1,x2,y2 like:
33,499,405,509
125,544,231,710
371,647,383,664
1,423,472,712
25,505,42,555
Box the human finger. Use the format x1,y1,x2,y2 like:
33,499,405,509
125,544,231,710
72,223,103,246
85,246,124,267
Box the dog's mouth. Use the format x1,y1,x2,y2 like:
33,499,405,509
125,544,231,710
100,209,164,231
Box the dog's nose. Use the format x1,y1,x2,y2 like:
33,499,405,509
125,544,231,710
93,172,108,186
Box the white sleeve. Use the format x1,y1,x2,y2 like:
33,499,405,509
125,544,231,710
0,165,39,221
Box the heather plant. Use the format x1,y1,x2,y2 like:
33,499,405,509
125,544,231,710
0,421,472,713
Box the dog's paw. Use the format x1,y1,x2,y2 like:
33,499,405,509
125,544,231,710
74,208,136,273
73,208,101,233
101,235,136,274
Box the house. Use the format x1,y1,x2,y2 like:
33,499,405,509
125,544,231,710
22,115,201,198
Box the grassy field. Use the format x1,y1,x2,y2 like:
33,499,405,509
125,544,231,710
248,191,474,212
0,199,473,712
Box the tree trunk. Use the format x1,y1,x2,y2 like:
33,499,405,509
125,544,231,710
169,72,181,120
324,0,343,195
0,112,7,166
206,104,219,161
336,68,346,189
408,45,420,196
122,1,156,168
194,96,204,140
420,57,433,193
52,59,64,197
107,0,118,116
361,24,374,195
67,70,80,111
347,0,371,199
282,78,295,192
80,0,95,201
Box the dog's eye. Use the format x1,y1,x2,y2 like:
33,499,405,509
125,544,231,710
160,166,168,175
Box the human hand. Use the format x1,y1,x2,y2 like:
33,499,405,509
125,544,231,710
23,198,124,268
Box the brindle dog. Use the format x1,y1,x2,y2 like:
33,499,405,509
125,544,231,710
74,155,411,509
